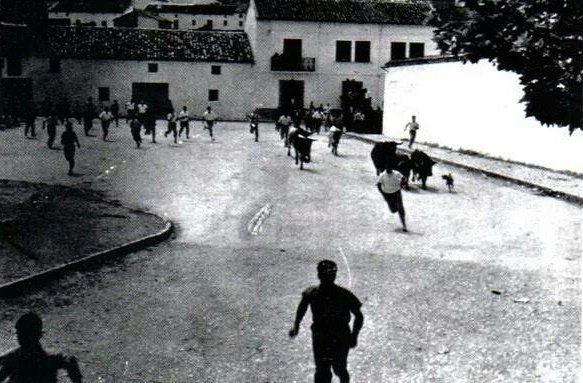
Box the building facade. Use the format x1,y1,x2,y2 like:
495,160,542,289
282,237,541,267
244,0,438,112
1,26,256,119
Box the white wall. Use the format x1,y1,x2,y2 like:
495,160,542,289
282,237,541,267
15,58,255,119
383,59,583,173
250,19,437,110
49,12,124,27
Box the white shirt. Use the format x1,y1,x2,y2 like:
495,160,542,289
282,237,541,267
137,103,148,114
377,170,404,194
99,111,113,122
278,115,292,126
179,110,189,121
406,121,419,131
203,110,217,121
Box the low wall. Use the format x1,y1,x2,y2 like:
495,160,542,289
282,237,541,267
382,59,582,173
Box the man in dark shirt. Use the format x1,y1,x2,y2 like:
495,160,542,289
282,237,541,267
289,260,364,383
0,312,82,383
60,122,80,175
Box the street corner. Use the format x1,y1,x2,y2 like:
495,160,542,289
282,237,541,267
0,179,172,296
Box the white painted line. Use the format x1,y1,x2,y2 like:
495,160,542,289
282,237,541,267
247,203,273,236
338,246,352,288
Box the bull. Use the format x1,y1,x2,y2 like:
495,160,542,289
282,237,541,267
370,141,401,175
410,150,436,189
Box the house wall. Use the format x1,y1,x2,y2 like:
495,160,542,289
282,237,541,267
3,57,256,119
49,12,124,27
154,12,245,30
382,59,583,173
248,17,437,110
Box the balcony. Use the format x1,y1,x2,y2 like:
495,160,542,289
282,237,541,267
270,54,316,72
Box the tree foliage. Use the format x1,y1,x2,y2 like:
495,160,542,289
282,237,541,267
429,0,582,135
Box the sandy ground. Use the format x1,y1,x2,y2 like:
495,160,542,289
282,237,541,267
0,121,580,382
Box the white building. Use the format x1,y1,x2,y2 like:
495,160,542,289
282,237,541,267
143,3,247,31
48,0,133,27
244,0,439,112
1,25,256,119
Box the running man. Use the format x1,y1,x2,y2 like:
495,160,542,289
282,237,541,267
404,115,419,148
60,121,81,176
277,113,292,146
129,116,142,148
44,115,58,149
377,167,408,231
289,260,364,383
98,106,114,141
165,109,178,144
247,110,259,142
0,312,83,383
178,106,190,139
202,106,217,141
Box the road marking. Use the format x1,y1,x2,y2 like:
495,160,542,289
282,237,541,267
247,203,273,236
338,246,352,288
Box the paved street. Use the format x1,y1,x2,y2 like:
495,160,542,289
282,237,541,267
0,120,580,382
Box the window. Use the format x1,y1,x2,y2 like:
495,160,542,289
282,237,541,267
101,21,107,27
336,41,351,62
98,87,110,102
148,63,158,72
206,20,213,29
390,42,406,60
173,20,179,29
7,58,22,76
211,65,221,75
192,19,196,26
49,57,60,73
223,20,228,26
409,42,425,58
354,41,371,63
208,89,219,101
239,13,244,18
238,21,243,27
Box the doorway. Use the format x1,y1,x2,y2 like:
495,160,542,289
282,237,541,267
132,82,170,116
279,80,304,113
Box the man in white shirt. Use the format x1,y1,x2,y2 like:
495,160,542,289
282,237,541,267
203,106,217,141
376,168,407,232
98,106,114,141
178,106,190,139
404,115,420,148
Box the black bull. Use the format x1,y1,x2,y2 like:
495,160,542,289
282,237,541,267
287,127,315,170
371,142,436,189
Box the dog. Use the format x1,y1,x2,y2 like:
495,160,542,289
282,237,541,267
442,173,454,192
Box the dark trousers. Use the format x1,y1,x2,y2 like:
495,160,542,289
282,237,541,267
131,127,141,147
83,117,92,135
312,331,350,383
165,122,178,143
47,127,56,148
101,121,110,141
25,120,36,137
64,147,75,173
179,121,189,138
408,130,417,147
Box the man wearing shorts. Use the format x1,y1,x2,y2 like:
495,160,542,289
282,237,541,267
289,260,363,383
377,167,407,231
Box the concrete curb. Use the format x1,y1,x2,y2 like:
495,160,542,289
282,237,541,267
346,133,583,206
0,220,174,298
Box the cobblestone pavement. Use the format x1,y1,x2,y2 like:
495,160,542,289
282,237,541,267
0,121,580,382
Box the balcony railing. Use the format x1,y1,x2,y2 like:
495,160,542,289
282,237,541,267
271,54,316,72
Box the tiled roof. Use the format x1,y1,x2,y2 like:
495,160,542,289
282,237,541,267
50,0,132,14
114,9,172,23
254,0,432,25
46,26,254,63
145,3,238,15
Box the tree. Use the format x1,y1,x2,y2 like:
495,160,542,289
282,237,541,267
429,0,582,135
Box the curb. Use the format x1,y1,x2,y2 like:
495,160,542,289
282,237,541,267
346,133,583,206
0,220,174,298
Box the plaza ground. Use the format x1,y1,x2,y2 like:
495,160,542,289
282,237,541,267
0,120,580,382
